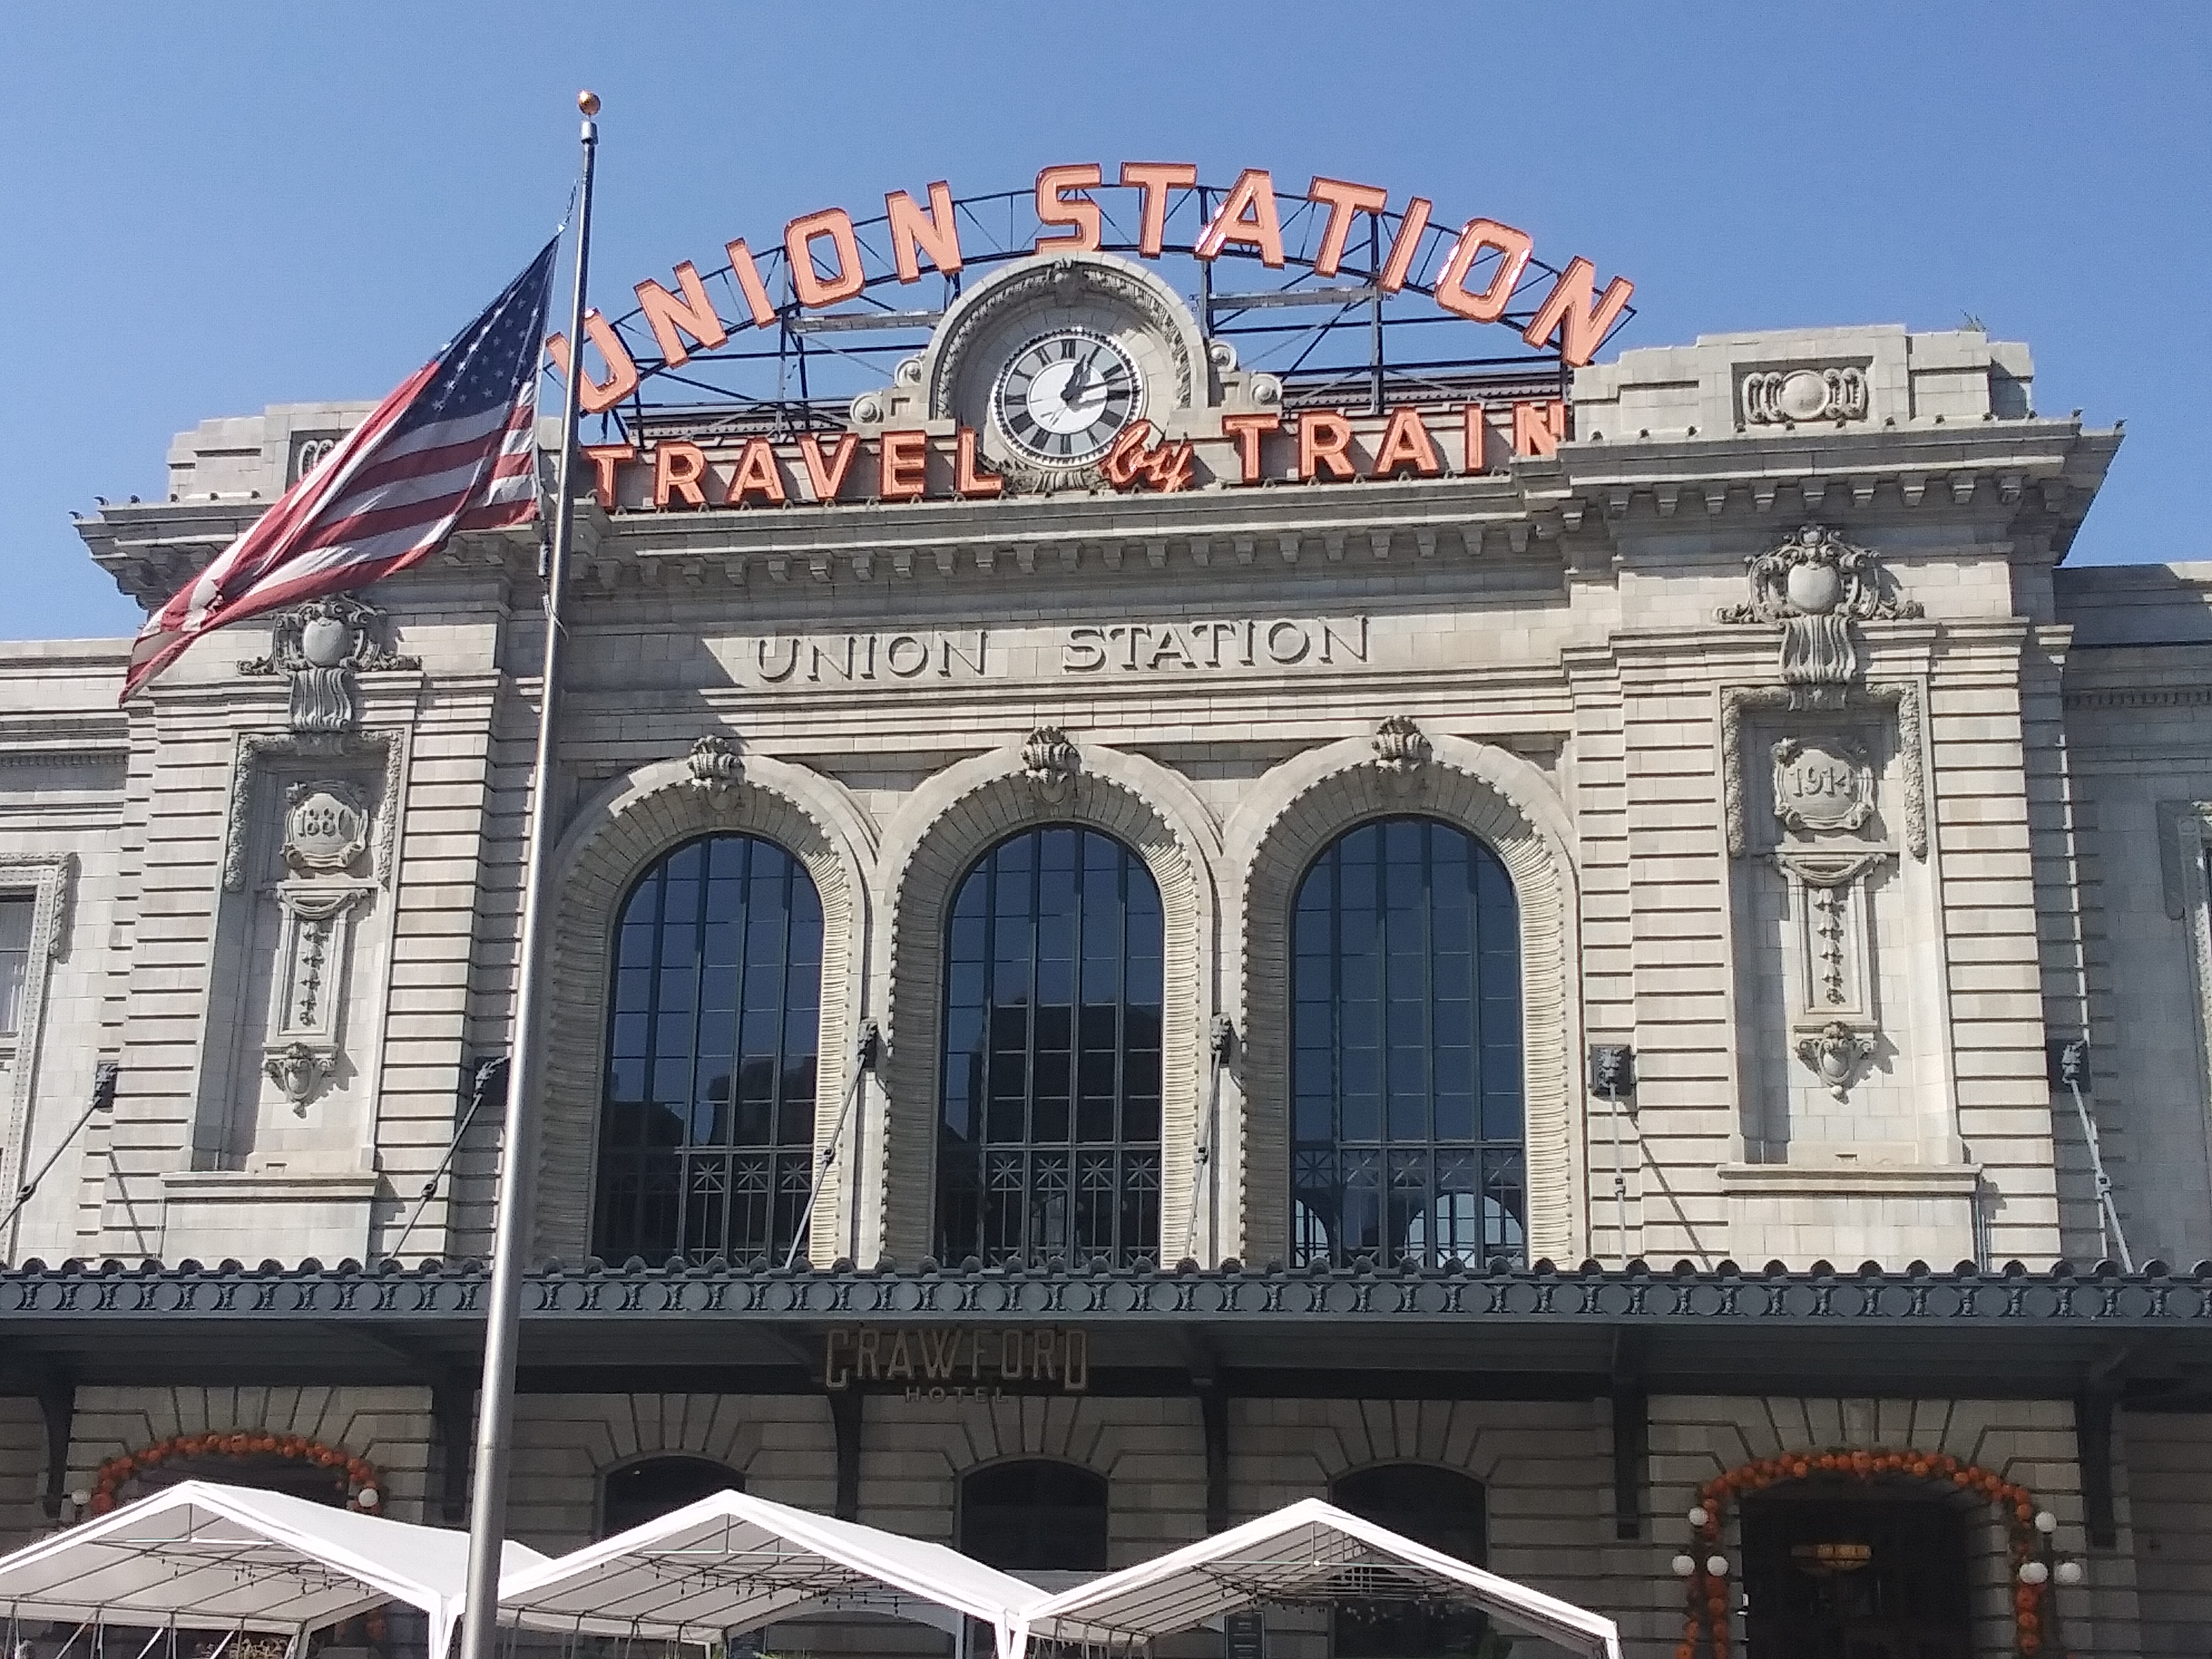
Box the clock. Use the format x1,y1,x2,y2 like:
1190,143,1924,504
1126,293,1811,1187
990,328,1144,466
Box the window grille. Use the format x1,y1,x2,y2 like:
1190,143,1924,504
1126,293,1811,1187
1292,819,1525,1269
937,827,1162,1268
596,835,821,1265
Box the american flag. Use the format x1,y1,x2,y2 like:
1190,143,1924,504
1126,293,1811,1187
123,239,561,701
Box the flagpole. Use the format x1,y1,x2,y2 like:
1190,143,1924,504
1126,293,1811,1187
455,89,600,1659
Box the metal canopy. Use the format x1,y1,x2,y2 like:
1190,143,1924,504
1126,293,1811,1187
3,1261,2209,1404
1020,1498,1620,1659
0,1480,548,1654
495,1488,1118,1659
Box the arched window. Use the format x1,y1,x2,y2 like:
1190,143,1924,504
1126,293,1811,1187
1331,1465,1489,1659
936,827,1162,1267
601,1454,741,1538
959,1460,1109,1573
1291,818,1524,1269
596,834,823,1265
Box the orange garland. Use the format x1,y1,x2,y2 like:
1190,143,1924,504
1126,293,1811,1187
1675,1448,2059,1659
89,1432,382,1516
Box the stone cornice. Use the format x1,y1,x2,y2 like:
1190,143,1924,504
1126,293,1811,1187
77,416,2125,606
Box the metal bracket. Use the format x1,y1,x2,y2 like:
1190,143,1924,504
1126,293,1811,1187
35,1366,74,1520
2078,1358,2124,1549
1590,1046,1638,1262
432,1370,474,1526
829,1386,863,1522
1201,1384,1230,1536
1610,1331,1647,1540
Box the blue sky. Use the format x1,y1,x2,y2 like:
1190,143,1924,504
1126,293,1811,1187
3,2,2206,640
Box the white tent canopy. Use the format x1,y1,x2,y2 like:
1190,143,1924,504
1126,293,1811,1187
1019,1498,1622,1659
497,1489,1118,1659
0,1480,549,1659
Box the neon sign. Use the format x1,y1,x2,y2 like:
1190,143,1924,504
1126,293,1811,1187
548,163,1635,415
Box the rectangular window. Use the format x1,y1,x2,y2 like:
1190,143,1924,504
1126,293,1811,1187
0,897,32,1039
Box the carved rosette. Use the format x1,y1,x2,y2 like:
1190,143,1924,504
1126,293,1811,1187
687,735,743,804
1020,725,1081,801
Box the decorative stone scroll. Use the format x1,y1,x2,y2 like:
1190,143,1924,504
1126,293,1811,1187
1371,714,1432,775
1774,847,1890,1025
1740,364,1869,426
238,595,418,733
259,778,373,1111
1717,524,1924,708
281,782,369,876
262,1040,335,1107
1020,726,1081,800
687,734,742,804
1795,1021,1880,1101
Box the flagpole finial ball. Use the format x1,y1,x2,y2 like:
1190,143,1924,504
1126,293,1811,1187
577,90,601,116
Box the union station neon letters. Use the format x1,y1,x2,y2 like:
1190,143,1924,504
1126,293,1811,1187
548,162,1635,415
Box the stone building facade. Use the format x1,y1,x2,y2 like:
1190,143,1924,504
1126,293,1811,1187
3,250,2211,1656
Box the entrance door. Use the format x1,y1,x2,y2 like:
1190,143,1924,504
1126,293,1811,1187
1742,1488,1972,1659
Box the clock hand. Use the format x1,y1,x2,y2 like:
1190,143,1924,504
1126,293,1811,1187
1060,354,1093,409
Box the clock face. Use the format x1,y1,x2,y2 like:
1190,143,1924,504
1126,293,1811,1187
991,329,1144,466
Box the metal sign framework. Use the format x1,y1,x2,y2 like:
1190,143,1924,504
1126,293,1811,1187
575,179,1637,440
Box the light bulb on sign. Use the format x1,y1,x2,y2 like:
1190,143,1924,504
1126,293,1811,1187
1705,1556,1729,1578
2018,1560,2049,1585
1670,1555,1696,1577
2034,1510,2058,1534
1686,1505,1710,1528
2055,1559,2083,1586
356,1487,380,1509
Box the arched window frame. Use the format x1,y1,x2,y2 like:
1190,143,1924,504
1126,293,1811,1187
598,1453,743,1539
1225,735,1582,1267
535,753,874,1268
594,832,825,1267
874,741,1217,1269
956,1457,1111,1575
934,825,1165,1269
1290,816,1526,1270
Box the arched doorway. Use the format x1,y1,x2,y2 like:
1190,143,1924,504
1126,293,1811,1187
958,1458,1109,1575
1330,1464,1490,1658
1742,1484,1972,1658
1682,1449,2059,1659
